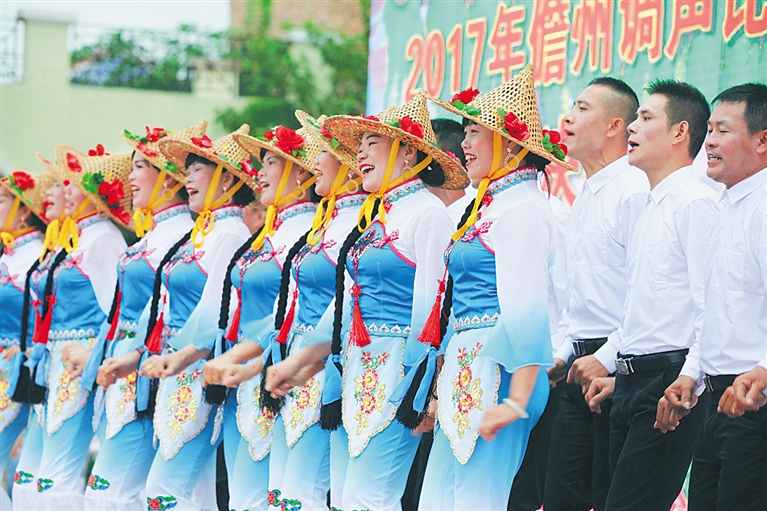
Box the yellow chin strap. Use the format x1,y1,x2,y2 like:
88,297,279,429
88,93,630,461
58,199,94,253
133,170,186,238
251,161,317,252
40,211,66,262
452,132,528,242
1,197,35,249
307,164,361,245
357,140,432,232
191,164,245,249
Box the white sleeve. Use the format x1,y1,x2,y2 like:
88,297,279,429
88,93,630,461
79,230,126,315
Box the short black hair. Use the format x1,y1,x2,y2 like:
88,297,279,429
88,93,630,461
646,79,710,158
589,77,639,132
431,118,466,166
184,152,215,169
713,83,767,135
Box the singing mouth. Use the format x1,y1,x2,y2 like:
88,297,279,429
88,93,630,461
359,163,374,177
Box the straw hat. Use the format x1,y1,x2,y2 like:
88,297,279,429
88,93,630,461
233,123,324,175
428,64,576,172
322,92,469,190
0,170,54,224
294,111,358,171
122,120,208,182
159,124,259,192
55,145,133,228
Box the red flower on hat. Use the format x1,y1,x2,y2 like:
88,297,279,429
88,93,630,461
353,114,380,122
399,116,425,139
88,144,108,157
97,178,124,207
451,88,480,106
541,129,568,160
191,135,213,149
63,179,71,186
111,205,131,225
11,171,34,191
136,141,159,158
504,112,530,141
320,125,333,140
273,126,305,155
144,126,166,143
263,129,275,141
240,158,258,177
66,153,82,172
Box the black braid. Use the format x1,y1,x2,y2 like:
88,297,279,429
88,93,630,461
203,227,262,405
11,256,43,403
320,198,382,430
106,280,121,325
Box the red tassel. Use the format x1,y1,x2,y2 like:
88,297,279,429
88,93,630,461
417,279,446,348
145,313,164,354
349,284,370,347
225,289,242,343
32,296,56,345
105,291,122,341
275,290,298,345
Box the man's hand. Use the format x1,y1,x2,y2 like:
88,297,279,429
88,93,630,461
479,404,521,441
569,355,609,394
61,341,90,379
584,377,615,414
718,366,767,417
547,358,568,387
654,375,698,432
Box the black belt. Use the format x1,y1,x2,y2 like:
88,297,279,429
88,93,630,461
615,349,688,375
704,374,737,393
572,337,608,358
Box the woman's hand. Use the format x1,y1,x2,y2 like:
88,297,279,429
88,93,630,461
61,341,90,378
1,345,21,361
413,398,438,436
140,354,167,379
479,404,521,441
202,356,231,387
98,351,142,388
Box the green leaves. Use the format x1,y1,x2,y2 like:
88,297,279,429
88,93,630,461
81,172,104,194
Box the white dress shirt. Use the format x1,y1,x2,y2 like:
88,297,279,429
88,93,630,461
678,169,767,381
553,156,649,362
594,166,720,373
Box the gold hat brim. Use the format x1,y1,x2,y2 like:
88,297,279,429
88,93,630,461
294,110,359,172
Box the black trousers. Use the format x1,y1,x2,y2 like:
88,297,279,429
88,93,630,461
605,363,706,511
508,378,565,511
542,379,612,511
688,388,767,511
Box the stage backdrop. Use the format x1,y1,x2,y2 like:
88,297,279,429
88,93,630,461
366,0,767,204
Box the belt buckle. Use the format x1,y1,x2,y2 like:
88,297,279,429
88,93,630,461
615,357,634,375
703,375,715,393
572,341,587,357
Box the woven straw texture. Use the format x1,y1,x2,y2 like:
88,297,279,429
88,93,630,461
122,120,208,183
295,111,358,171
0,170,54,223
323,92,469,190
428,64,577,172
159,124,258,193
233,124,323,173
55,145,134,229
35,152,63,178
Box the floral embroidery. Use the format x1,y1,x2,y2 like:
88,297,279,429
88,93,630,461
14,471,33,485
53,365,80,418
348,227,399,266
268,489,302,511
54,253,84,275
37,478,53,492
114,371,138,416
0,369,17,421
164,243,203,275
237,242,283,274
352,351,389,435
287,377,321,430
147,495,178,510
459,220,492,244
451,342,484,438
87,474,110,490
164,369,202,440
253,386,277,438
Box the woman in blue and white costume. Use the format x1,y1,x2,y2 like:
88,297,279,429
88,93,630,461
0,170,49,509
417,64,575,510
32,144,130,510
138,125,254,511
80,121,206,511
200,122,321,510
11,160,64,511
310,92,468,511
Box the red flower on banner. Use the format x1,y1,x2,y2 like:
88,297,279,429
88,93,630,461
66,153,82,172
263,130,275,141
191,135,213,149
136,141,159,158
504,112,530,141
97,178,124,206
11,171,34,191
399,116,425,139
451,88,480,105
88,144,108,157
273,126,305,155
240,158,257,177
144,126,166,143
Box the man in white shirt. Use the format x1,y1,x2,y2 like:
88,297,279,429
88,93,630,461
657,83,767,511
586,80,720,511
542,78,647,511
